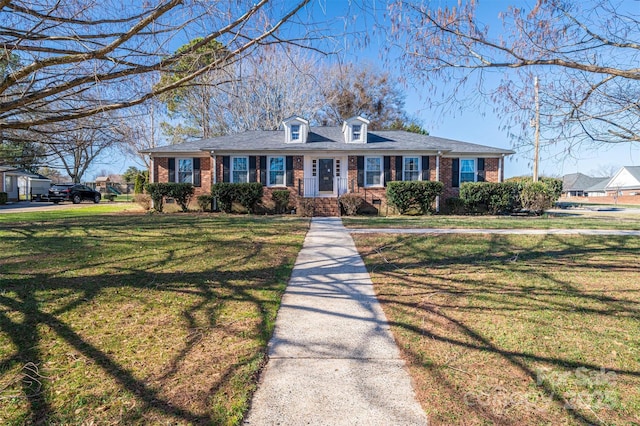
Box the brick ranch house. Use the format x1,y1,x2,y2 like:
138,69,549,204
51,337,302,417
141,116,514,215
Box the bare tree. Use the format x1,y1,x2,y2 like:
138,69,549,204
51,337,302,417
0,0,312,134
44,113,132,183
387,0,640,148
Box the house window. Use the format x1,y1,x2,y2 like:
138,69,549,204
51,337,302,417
268,156,285,186
403,157,420,181
365,157,383,187
460,159,476,183
178,158,193,183
352,124,361,141
232,156,249,183
291,124,300,141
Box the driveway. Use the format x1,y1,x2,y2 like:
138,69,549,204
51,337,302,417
0,201,101,214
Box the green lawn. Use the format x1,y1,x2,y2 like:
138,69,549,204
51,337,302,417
0,212,309,425
353,233,640,425
342,213,640,230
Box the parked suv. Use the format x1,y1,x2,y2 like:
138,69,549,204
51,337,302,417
49,184,101,204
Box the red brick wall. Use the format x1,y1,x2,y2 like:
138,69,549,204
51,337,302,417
153,156,211,196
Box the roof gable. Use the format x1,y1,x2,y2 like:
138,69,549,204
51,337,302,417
605,166,640,190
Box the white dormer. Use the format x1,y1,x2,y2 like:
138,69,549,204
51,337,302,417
282,116,309,143
342,116,370,143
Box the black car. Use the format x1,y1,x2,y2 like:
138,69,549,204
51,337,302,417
49,184,102,204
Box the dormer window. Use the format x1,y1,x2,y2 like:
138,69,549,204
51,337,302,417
283,116,309,143
352,125,362,141
342,116,370,143
291,125,300,141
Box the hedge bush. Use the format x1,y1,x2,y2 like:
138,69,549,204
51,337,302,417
211,182,264,213
168,183,194,212
338,193,364,216
457,178,562,215
134,194,152,211
386,181,444,214
144,183,194,212
272,190,291,214
520,181,555,214
459,182,521,214
0,192,7,205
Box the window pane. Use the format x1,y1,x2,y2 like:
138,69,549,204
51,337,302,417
268,157,285,186
291,125,300,140
178,159,193,183
232,157,248,183
404,157,419,181
366,157,381,171
352,124,361,140
460,159,475,183
365,157,382,186
460,159,475,173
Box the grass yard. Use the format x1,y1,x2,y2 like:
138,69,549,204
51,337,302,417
0,212,309,425
343,214,640,230
353,233,640,425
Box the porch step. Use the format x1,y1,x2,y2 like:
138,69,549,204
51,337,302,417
313,198,340,217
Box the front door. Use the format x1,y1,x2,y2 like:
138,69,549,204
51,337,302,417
318,158,334,192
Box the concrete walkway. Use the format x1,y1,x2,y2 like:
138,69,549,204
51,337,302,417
349,227,640,236
243,218,428,425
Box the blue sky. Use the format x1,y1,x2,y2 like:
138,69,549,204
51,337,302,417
101,0,640,180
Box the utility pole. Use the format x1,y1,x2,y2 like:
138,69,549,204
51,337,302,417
533,76,540,182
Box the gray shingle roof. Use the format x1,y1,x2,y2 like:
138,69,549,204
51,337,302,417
584,178,611,193
562,173,610,192
141,127,514,156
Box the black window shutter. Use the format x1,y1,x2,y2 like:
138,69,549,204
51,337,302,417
357,156,364,187
422,156,430,181
383,156,391,185
222,156,230,183
452,158,460,188
168,158,175,182
259,156,267,185
249,156,257,182
193,158,201,187
477,158,485,182
286,156,294,187
395,156,403,181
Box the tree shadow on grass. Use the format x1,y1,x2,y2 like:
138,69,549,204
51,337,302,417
358,233,640,425
0,214,306,424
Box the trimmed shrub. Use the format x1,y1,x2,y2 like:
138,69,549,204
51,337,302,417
144,183,172,212
143,183,193,212
235,182,263,213
521,181,555,214
134,194,152,211
211,182,235,213
540,177,563,200
386,181,443,215
297,198,315,217
272,190,291,214
211,182,264,214
168,183,194,212
443,197,466,215
460,182,517,215
339,193,364,216
197,194,213,212
0,192,7,205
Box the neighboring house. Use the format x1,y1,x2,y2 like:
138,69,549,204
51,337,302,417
141,116,514,215
0,167,52,201
562,173,610,197
584,178,610,197
605,166,640,196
